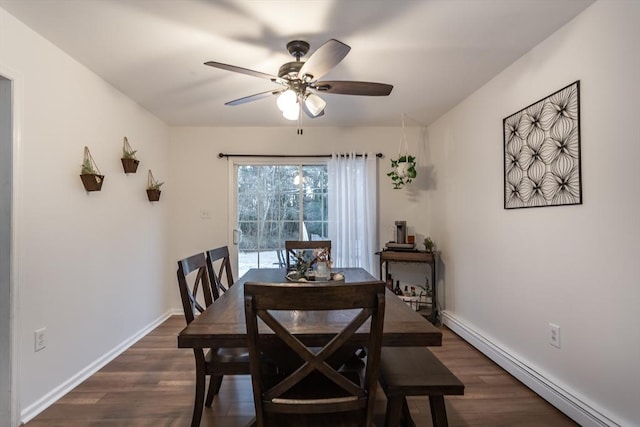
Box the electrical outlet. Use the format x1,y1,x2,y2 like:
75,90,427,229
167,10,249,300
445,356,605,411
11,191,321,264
200,209,212,219
34,328,46,352
549,323,561,349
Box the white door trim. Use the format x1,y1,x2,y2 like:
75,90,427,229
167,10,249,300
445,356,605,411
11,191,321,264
0,64,24,427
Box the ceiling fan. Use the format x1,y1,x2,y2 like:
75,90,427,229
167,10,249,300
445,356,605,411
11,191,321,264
204,39,393,121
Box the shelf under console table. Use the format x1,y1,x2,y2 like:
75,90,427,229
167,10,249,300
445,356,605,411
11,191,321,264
377,249,438,324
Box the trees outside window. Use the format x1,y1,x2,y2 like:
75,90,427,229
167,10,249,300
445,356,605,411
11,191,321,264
237,164,327,276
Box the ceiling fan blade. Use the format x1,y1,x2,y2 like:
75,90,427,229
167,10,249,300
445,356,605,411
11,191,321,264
298,39,351,82
204,61,279,81
225,89,283,106
314,81,393,96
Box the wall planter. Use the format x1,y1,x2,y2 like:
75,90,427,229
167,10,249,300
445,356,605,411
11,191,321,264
80,173,104,192
80,146,104,192
146,188,161,202
146,169,163,202
121,158,139,173
121,136,140,173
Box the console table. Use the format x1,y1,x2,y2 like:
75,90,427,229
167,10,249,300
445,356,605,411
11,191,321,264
377,250,437,324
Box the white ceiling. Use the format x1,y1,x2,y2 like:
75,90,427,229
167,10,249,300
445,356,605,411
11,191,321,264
2,0,594,127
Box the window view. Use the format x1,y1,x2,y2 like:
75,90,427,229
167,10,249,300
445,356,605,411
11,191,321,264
237,164,328,276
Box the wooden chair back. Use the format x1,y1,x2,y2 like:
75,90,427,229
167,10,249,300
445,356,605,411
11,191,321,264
205,246,234,300
177,252,251,424
284,240,332,270
177,252,213,324
244,281,385,427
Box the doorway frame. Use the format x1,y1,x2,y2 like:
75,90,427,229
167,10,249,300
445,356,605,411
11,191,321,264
226,157,328,277
0,66,23,427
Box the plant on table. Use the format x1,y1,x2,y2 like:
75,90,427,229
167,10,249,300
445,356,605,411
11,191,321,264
424,237,435,252
313,247,332,268
294,250,313,277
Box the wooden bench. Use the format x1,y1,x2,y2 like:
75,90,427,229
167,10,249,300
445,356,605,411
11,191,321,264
379,346,465,427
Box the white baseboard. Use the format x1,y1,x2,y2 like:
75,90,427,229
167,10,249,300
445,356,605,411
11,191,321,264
20,310,178,424
441,311,621,427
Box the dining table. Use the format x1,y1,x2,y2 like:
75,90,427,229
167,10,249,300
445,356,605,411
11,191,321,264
177,267,442,350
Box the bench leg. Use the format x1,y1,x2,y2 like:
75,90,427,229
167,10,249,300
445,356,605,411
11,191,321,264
429,395,449,427
384,396,416,427
401,397,416,427
384,396,403,427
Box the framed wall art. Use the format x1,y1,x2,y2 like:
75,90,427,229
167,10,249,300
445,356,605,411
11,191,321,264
503,80,581,209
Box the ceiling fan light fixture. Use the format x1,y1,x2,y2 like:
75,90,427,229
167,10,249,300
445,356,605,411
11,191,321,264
277,89,297,112
282,102,300,121
304,93,326,116
205,38,392,125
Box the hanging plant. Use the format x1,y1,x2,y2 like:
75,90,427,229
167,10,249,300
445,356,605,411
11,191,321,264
387,114,417,189
146,169,164,202
387,155,417,189
121,136,140,173
80,146,104,192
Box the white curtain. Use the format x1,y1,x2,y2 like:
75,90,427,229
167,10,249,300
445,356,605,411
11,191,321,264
328,152,378,275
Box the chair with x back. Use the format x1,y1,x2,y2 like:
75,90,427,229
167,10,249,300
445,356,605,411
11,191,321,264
284,240,332,271
205,245,234,300
177,252,250,427
244,280,386,427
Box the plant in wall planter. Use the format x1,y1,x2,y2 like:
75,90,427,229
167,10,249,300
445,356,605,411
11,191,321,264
121,136,140,173
387,154,417,189
146,169,164,202
80,146,104,192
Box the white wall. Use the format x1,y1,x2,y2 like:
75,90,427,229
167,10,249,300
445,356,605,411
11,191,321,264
168,126,431,278
427,1,639,425
0,9,172,422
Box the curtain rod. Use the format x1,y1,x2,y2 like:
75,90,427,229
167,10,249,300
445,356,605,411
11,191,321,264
218,153,383,159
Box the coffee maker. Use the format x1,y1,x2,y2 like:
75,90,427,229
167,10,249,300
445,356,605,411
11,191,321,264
395,221,407,244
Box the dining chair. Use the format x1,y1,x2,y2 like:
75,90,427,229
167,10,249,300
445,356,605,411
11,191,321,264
205,245,234,300
244,280,386,427
284,240,332,270
176,253,250,427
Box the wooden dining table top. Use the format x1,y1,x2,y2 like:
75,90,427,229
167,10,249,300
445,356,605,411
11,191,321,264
177,267,442,349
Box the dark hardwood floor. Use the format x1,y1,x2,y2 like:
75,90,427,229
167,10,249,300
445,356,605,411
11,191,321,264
24,315,577,426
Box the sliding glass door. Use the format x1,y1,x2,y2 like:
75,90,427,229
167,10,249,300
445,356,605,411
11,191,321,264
232,160,328,277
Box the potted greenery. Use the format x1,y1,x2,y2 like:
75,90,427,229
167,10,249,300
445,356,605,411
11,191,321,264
293,250,313,278
146,169,163,201
387,114,418,189
121,136,139,173
387,154,417,189
80,146,104,192
424,237,435,253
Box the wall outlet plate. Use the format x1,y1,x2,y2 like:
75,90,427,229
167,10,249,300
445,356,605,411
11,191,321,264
34,328,46,352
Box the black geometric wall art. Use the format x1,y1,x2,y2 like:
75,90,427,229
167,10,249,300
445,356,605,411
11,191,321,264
503,81,581,209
